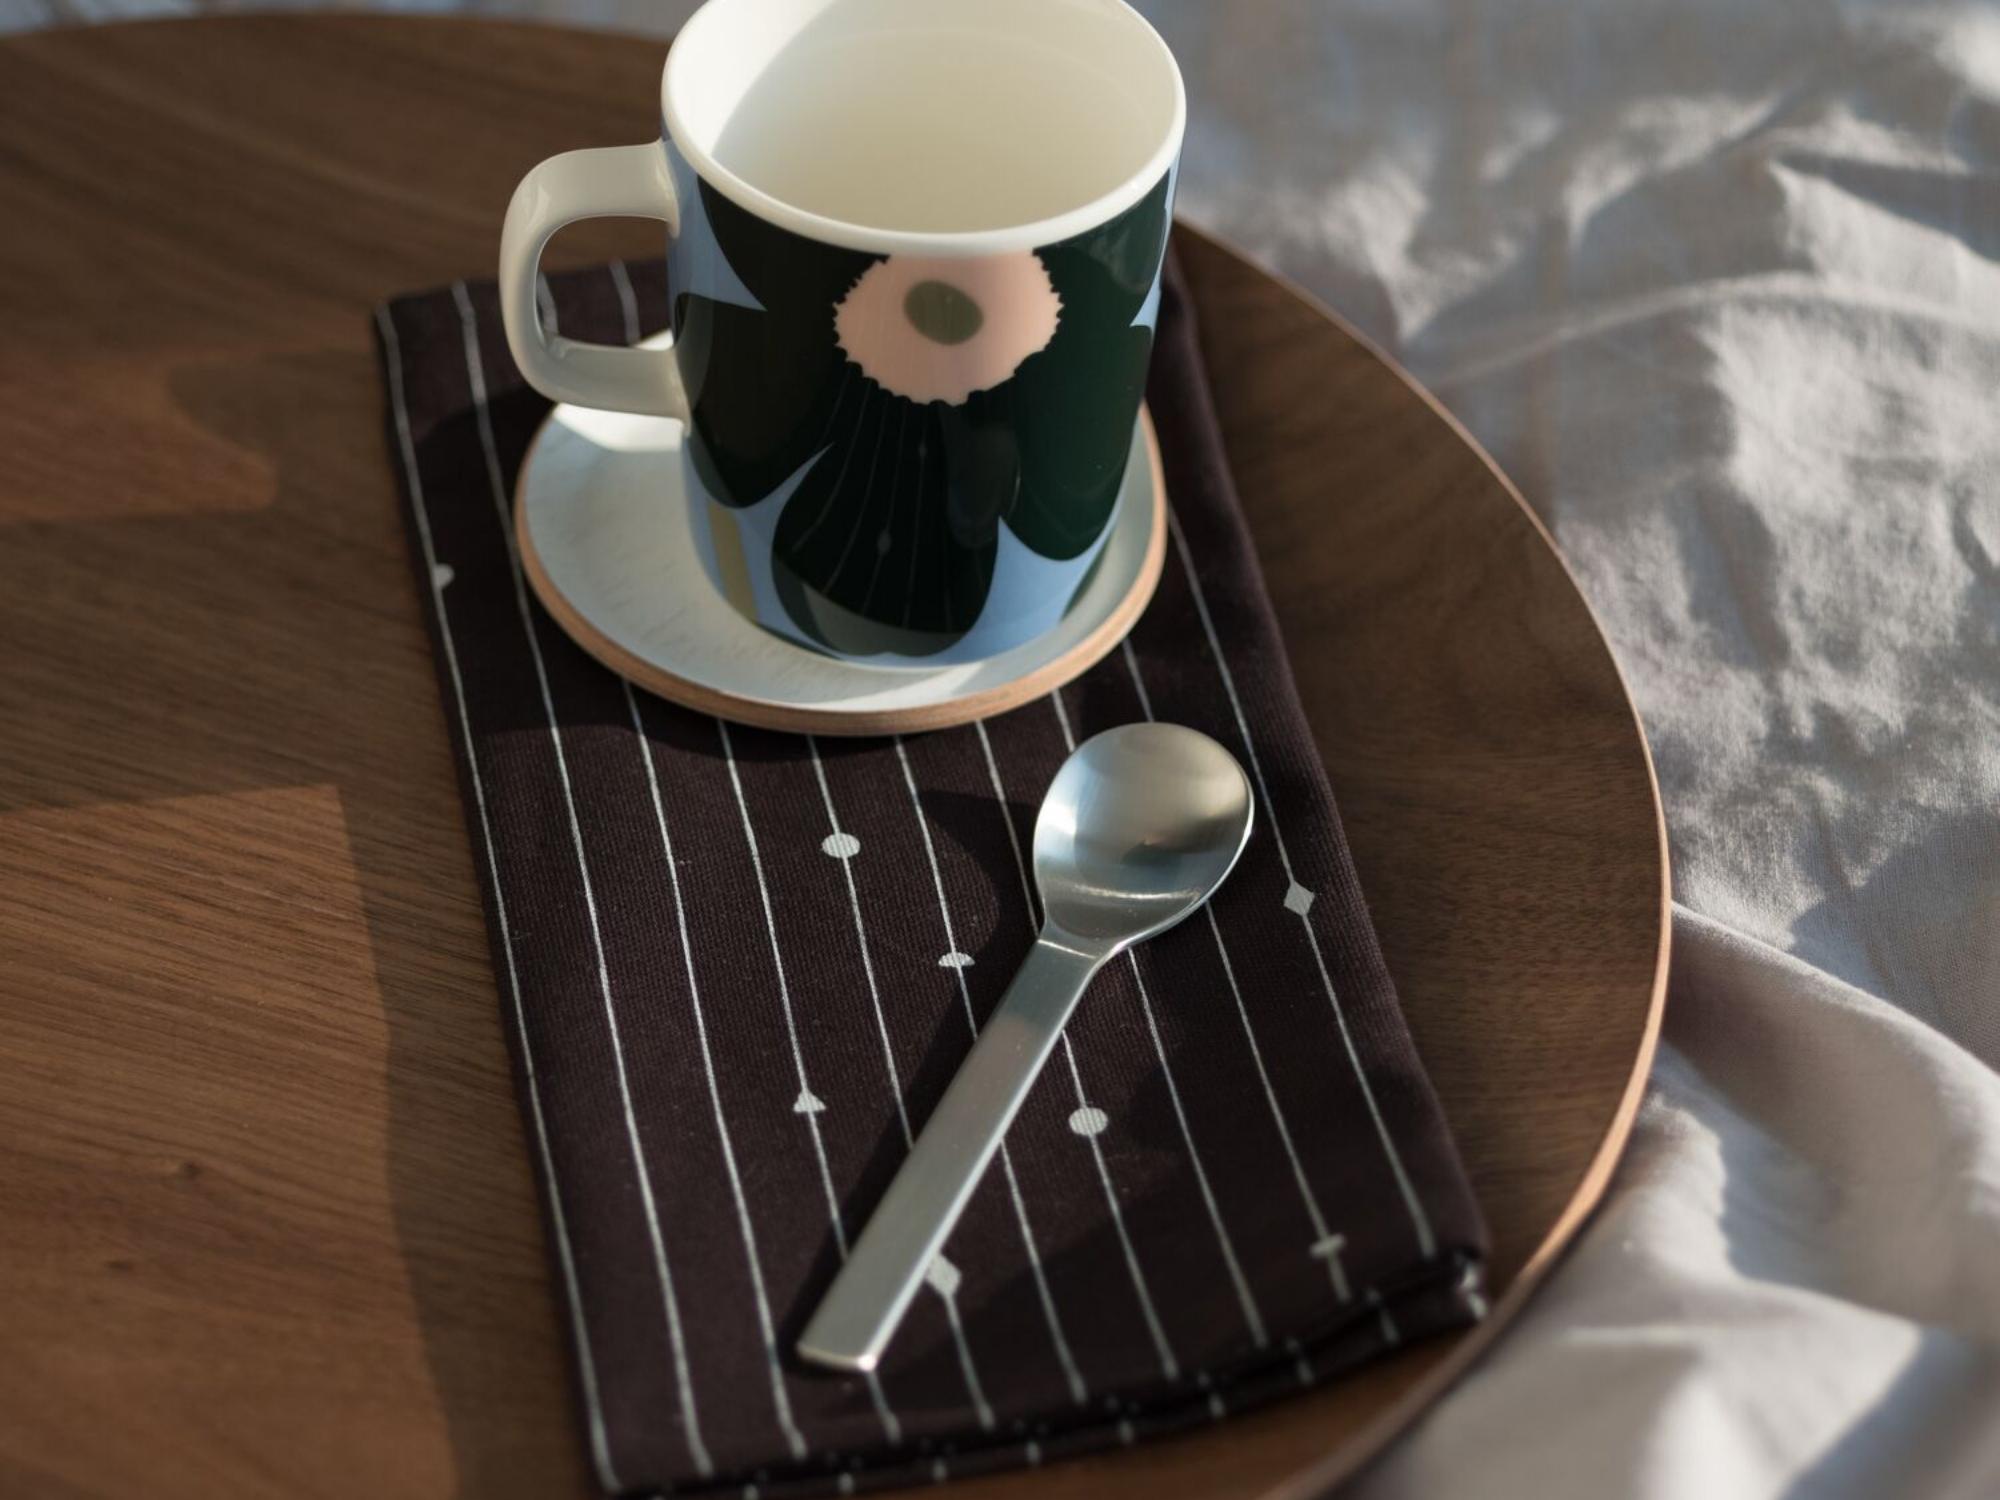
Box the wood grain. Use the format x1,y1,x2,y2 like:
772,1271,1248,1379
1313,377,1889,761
0,16,1667,1500
518,409,1167,735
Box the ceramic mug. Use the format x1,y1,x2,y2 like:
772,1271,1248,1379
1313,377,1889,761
499,0,1182,665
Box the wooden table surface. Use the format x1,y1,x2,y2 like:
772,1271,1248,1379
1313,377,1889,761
0,16,1668,1500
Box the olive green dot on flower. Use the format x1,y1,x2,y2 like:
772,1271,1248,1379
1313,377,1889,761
903,280,984,345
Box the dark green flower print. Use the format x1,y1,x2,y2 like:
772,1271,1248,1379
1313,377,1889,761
671,168,1172,659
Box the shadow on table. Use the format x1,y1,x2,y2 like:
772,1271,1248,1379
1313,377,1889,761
167,347,593,1499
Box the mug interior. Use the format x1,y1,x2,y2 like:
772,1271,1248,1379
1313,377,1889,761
663,0,1183,252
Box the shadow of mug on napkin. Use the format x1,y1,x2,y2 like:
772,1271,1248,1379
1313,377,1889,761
498,0,1184,668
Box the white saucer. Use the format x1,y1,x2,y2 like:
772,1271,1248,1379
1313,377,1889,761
516,385,1166,736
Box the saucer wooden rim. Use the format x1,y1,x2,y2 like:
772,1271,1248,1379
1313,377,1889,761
516,408,1168,736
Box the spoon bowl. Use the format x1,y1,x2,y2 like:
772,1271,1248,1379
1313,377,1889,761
1035,722,1256,950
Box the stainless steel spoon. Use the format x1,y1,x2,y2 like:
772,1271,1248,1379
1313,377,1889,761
797,722,1255,1374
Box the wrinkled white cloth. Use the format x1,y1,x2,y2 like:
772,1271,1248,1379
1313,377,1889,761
34,0,1993,1492
1130,1,2000,1494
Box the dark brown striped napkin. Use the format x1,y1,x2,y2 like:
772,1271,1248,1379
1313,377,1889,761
374,248,1487,1498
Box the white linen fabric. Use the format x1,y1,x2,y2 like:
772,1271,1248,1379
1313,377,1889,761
1132,0,2000,1494
27,0,1992,1493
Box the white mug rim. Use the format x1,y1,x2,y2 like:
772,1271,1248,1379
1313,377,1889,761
660,0,1185,259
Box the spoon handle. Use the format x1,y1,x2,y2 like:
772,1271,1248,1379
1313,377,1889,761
798,935,1103,1373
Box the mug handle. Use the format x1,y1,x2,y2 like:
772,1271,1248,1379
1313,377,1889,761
498,143,688,419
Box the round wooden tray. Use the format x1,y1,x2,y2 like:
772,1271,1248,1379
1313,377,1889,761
0,16,1668,1500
